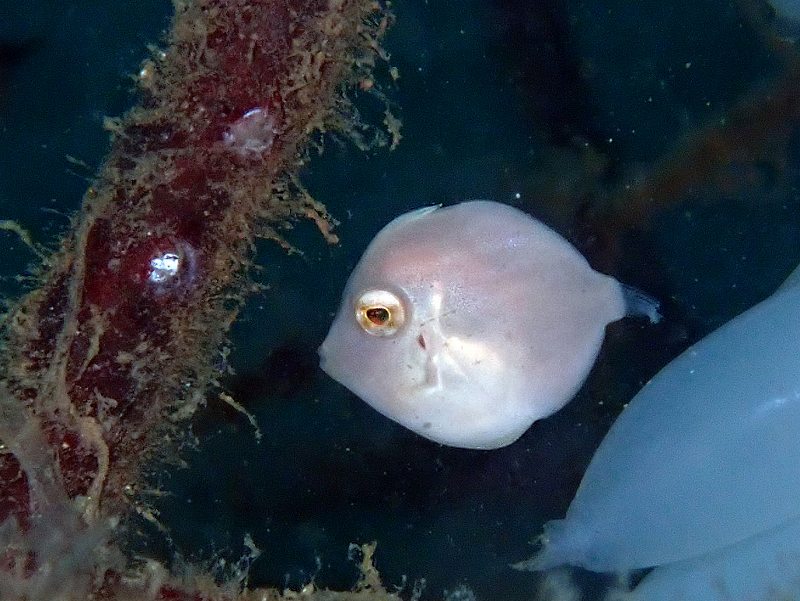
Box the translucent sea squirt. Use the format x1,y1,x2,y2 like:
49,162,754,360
528,264,800,596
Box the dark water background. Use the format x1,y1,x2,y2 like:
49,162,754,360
2,1,800,599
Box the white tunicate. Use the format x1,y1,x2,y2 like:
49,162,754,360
529,264,800,574
149,252,180,283
223,107,275,156
624,514,800,601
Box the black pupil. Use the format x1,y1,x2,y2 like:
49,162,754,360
366,307,390,325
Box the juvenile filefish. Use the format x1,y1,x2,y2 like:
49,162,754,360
319,201,657,449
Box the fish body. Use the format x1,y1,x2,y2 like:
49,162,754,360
319,201,644,449
530,271,800,574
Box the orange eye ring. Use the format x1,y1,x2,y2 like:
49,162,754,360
355,290,405,336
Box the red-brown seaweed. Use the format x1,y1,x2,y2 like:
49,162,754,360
0,0,399,598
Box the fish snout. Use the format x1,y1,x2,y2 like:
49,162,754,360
317,337,331,373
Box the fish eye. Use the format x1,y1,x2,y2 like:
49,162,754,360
355,289,405,336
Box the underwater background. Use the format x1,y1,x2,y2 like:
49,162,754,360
2,0,800,599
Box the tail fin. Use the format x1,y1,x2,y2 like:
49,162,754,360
622,284,661,324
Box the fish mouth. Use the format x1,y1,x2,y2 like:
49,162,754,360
317,342,328,370
317,336,332,374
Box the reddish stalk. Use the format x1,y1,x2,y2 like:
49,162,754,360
0,0,397,598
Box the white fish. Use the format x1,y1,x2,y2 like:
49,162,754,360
525,264,800,597
771,0,800,22
319,200,657,449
